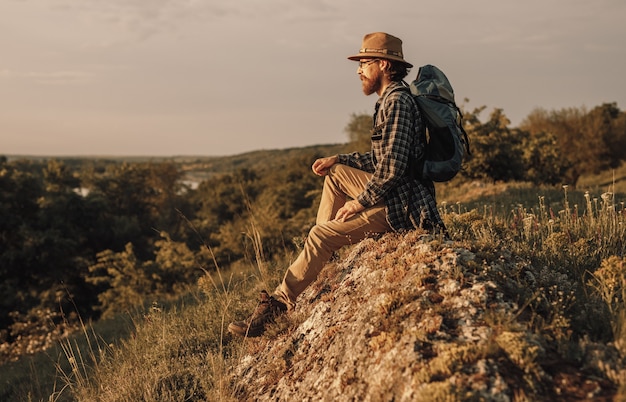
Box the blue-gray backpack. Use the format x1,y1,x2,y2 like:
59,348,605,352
406,64,471,182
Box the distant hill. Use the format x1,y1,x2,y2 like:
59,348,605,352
177,143,348,183
7,144,626,193
6,143,349,183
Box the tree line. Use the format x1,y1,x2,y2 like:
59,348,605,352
0,155,324,358
347,101,626,186
1,100,625,357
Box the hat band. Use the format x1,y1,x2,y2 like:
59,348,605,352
359,48,403,58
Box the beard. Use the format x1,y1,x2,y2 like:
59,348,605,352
361,70,382,96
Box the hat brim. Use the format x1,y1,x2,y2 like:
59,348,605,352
347,53,413,68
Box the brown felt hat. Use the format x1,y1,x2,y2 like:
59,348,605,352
347,32,413,68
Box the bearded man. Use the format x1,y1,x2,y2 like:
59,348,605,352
228,32,445,337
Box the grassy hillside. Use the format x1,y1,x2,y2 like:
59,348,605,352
3,181,623,400
2,150,626,401
577,161,626,194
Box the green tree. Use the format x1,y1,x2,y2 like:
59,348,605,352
345,113,373,154
585,103,626,169
520,103,626,186
0,158,211,341
0,159,97,334
188,169,260,266
187,156,323,270
86,243,157,318
86,233,207,317
152,232,205,294
42,159,80,193
83,162,186,257
520,130,566,185
0,160,45,330
246,156,322,259
462,107,525,182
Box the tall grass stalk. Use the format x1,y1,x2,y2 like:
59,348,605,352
240,183,282,292
55,198,291,400
54,317,110,400
446,185,626,348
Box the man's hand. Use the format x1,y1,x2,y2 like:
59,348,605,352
312,155,339,176
335,200,365,222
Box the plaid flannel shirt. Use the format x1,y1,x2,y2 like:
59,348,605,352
337,81,445,232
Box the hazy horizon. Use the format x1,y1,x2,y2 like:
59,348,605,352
2,0,625,157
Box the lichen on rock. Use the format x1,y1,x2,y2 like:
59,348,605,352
230,230,620,401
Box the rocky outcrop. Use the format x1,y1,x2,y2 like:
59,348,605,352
231,231,620,401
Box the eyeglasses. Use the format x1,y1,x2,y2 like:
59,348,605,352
358,59,380,69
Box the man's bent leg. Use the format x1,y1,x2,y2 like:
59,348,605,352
275,202,391,309
316,164,372,225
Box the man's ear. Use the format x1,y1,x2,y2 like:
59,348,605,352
379,59,391,72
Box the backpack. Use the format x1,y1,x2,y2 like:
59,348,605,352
405,64,471,182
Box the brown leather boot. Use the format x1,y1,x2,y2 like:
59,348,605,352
228,291,287,337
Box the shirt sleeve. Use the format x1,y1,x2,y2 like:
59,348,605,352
337,152,375,173
356,91,416,208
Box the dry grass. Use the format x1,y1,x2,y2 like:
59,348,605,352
2,180,626,401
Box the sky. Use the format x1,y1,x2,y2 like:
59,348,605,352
2,0,625,157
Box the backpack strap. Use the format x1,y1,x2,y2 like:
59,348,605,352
379,83,428,180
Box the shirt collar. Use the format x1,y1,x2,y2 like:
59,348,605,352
375,81,404,109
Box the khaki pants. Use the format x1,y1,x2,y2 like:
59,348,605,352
273,164,392,309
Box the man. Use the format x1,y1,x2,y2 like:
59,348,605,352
228,32,445,337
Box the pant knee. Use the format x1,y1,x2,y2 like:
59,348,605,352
307,224,326,243
328,163,347,178
307,223,348,253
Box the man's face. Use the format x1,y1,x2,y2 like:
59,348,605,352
358,59,382,96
